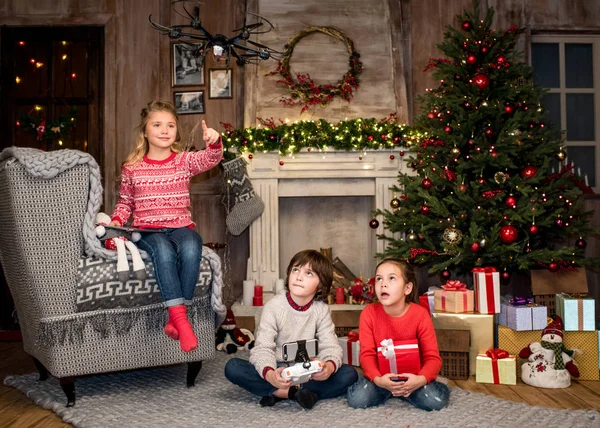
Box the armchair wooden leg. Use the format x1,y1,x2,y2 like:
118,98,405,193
59,377,76,407
32,358,48,381
186,361,202,387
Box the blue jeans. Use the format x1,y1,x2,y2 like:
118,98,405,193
136,227,203,307
347,376,450,411
224,358,359,399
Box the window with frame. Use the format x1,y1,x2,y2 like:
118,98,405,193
530,35,599,191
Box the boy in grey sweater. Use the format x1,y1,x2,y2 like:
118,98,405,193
224,250,358,409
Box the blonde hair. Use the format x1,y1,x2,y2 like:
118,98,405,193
375,258,419,304
123,100,185,165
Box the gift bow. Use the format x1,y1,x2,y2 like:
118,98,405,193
509,296,534,306
486,348,510,360
442,280,467,291
380,339,396,362
561,292,588,299
472,267,498,273
347,330,359,342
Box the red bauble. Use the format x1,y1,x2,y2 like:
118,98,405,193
481,46,488,54
461,20,472,31
269,135,276,141
505,195,517,208
499,225,518,244
470,242,481,252
421,178,433,189
520,166,538,179
279,160,285,166
528,224,539,235
242,139,248,146
459,184,468,192
427,112,436,119
497,55,507,65
441,269,451,280
484,127,494,137
478,176,486,184
501,271,511,281
389,154,395,160
420,205,430,215
504,105,514,114
466,54,477,65
444,125,453,133
555,217,564,227
548,262,558,272
369,219,379,229
248,154,254,159
473,73,490,89
399,151,405,156
576,238,587,249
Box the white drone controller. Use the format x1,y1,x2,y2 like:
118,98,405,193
282,360,323,385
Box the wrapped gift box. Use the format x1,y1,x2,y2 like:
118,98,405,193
497,325,599,380
476,351,517,385
473,267,500,314
377,339,420,375
419,293,435,315
530,269,588,317
432,312,494,375
555,293,595,331
338,332,360,367
499,302,547,331
434,281,474,313
435,329,470,379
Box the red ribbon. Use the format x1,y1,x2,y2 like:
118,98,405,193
442,280,467,291
472,267,498,273
473,267,497,313
486,348,510,384
346,331,359,365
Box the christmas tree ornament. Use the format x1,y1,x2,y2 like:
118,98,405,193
479,238,487,248
459,183,468,192
555,217,564,227
520,165,538,179
505,194,517,208
420,205,430,215
359,155,363,160
473,73,490,89
484,127,494,137
406,232,418,241
427,112,436,119
248,154,254,159
451,146,461,156
528,224,539,235
576,238,587,249
421,177,433,189
548,262,558,272
390,197,400,209
477,176,486,184
443,227,463,245
279,160,285,166
501,270,511,282
461,20,472,31
525,244,532,253
497,55,506,65
399,151,405,156
504,104,514,114
470,242,480,252
481,46,488,54
440,269,451,280
242,139,248,146
499,225,518,243
556,148,567,161
369,218,379,229
494,171,507,184
444,125,453,133
466,54,477,64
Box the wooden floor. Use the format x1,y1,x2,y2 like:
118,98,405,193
1,341,599,427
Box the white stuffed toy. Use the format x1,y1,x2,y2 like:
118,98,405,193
519,315,581,388
95,212,146,282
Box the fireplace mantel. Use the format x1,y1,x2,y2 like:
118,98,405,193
245,150,404,295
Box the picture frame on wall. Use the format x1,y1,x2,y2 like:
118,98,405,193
174,91,205,115
172,43,204,86
209,68,232,99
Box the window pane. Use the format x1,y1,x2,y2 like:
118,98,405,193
541,93,561,128
565,43,593,88
566,94,595,141
14,40,49,98
567,146,596,187
53,41,89,98
532,43,560,87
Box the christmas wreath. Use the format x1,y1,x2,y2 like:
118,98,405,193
17,106,78,142
268,26,363,113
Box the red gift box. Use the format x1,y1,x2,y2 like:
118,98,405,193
377,339,420,375
419,292,435,315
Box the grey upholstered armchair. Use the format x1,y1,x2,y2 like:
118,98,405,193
0,147,226,406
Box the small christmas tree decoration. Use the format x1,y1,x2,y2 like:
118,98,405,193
505,195,517,208
421,177,433,189
451,146,461,156
504,104,514,114
420,205,430,215
369,218,379,229
520,165,538,179
499,225,518,243
548,262,558,272
440,269,451,280
555,216,564,227
390,197,400,209
470,242,480,252
466,54,477,64
389,154,395,160
576,237,587,249
279,160,285,166
461,20,472,31
406,232,418,241
528,224,539,235
473,73,490,89
443,227,463,245
556,148,567,161
444,125,453,133
399,150,405,156
494,171,507,184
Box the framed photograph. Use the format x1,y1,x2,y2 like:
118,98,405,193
174,91,205,115
209,68,233,99
172,43,205,86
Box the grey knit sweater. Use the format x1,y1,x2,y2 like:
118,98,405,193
249,293,343,378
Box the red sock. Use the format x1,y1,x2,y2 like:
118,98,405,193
164,319,179,340
167,305,198,352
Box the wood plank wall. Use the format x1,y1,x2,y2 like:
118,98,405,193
1,0,599,307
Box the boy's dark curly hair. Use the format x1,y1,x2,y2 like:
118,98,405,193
285,250,333,301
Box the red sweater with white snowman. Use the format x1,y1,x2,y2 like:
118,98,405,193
111,143,223,229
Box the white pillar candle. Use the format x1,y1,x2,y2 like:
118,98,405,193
243,279,255,306
275,279,285,295
585,174,589,187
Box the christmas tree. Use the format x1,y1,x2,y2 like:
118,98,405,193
378,2,597,280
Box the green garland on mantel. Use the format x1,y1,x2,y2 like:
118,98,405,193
220,115,424,161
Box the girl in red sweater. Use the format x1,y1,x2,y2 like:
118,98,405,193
347,258,449,411
109,100,223,352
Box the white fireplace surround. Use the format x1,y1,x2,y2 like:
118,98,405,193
245,150,404,295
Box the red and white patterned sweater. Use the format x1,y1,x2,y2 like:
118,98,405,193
110,142,223,229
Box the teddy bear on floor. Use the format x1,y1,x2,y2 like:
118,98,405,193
216,309,255,354
95,212,146,282
519,315,581,388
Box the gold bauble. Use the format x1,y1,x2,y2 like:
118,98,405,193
443,227,463,245
451,146,461,156
406,232,418,241
390,197,400,209
494,171,507,184
556,149,566,161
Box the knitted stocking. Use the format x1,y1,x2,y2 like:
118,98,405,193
221,156,264,236
168,305,197,352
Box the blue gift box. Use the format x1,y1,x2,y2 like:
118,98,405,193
498,303,547,331
556,293,595,331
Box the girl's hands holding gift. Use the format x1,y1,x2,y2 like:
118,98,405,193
395,373,428,397
265,367,292,390
310,360,334,381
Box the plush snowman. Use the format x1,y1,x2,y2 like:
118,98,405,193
519,316,581,388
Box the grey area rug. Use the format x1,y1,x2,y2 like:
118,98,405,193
4,352,599,428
